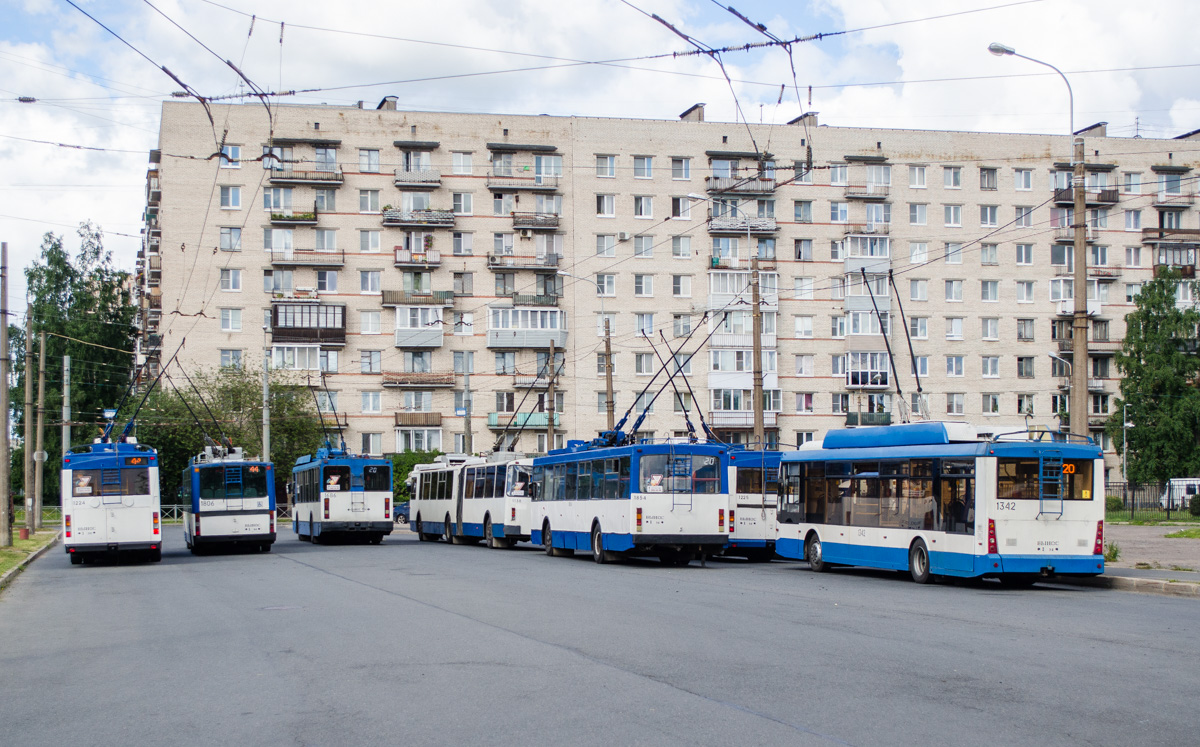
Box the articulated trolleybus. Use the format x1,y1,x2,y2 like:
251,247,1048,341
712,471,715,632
531,438,731,565
182,446,276,553
62,438,163,564
292,445,393,544
409,452,524,547
776,422,1106,585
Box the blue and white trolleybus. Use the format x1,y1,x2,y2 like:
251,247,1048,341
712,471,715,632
292,445,393,544
181,446,276,553
62,438,162,564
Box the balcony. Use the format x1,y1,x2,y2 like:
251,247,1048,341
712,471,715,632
1091,338,1122,353
508,293,559,307
1052,187,1119,206
845,412,893,427
513,374,551,389
485,171,559,191
486,253,560,270
267,168,344,186
382,371,456,388
487,412,559,429
393,167,441,188
1088,379,1108,392
843,223,890,235
1053,227,1096,243
382,289,456,307
382,209,455,228
1056,339,1074,353
319,412,348,429
704,176,776,194
393,328,444,348
707,411,779,428
844,184,890,200
270,325,346,346
146,169,161,204
1152,191,1197,208
487,329,568,349
512,212,560,230
393,247,442,268
268,249,345,267
709,332,777,348
707,214,778,235
269,204,319,225
395,411,443,427
1056,299,1102,317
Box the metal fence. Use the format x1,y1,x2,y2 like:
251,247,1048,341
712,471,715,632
1104,482,1200,522
157,505,294,522
14,506,295,525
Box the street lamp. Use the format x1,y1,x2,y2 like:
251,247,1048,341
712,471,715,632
1047,353,1073,428
1122,402,1134,486
988,42,1074,136
559,270,614,431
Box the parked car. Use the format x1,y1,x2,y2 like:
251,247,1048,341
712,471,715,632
1160,479,1200,510
393,501,410,524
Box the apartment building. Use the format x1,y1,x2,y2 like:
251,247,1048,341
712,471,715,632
135,99,1200,478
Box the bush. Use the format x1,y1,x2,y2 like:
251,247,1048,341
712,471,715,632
1104,541,1121,562
1190,495,1200,517
1106,496,1125,512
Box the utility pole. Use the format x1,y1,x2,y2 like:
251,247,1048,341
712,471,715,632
546,339,556,453
23,307,33,535
750,255,765,451
34,331,46,530
261,348,271,462
463,367,473,454
62,355,71,458
0,242,11,548
604,318,615,432
1071,136,1088,437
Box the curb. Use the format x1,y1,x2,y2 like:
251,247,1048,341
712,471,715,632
1051,574,1200,598
0,532,62,593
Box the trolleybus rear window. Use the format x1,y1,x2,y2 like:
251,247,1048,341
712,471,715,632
198,465,269,499
998,458,1094,500
639,454,720,494
364,464,391,492
72,468,151,497
324,466,351,491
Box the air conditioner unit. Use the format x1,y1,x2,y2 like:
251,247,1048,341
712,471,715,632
519,229,532,239
618,232,632,241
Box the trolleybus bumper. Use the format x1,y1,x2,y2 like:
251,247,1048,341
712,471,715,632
494,524,530,542
989,554,1105,577
726,539,771,549
66,541,161,555
193,532,277,547
632,534,729,548
318,521,394,534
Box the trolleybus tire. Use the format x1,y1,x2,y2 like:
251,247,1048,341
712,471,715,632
370,534,383,545
806,533,828,573
443,517,454,543
150,548,162,563
484,517,496,548
998,574,1038,588
70,553,82,565
262,543,272,553
543,521,555,556
591,523,611,564
909,539,932,584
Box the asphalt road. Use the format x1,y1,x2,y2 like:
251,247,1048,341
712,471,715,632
0,528,1195,747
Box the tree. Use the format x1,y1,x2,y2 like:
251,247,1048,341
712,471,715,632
11,224,138,505
129,366,327,502
391,450,442,501
1107,268,1200,483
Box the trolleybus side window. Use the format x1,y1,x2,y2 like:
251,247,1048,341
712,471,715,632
850,462,880,527
909,459,935,530
878,461,908,528
364,464,390,492
939,459,974,535
324,466,350,491
825,461,850,525
737,466,764,493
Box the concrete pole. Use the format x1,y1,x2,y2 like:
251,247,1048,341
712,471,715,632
33,331,46,530
463,367,473,454
546,339,556,453
750,255,764,451
603,318,615,432
62,355,71,459
0,242,11,548
262,348,271,462
23,307,33,534
1071,137,1088,437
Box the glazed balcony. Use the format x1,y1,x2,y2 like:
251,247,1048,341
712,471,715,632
486,329,568,349
707,411,778,428
267,168,344,186
486,253,560,270
393,328,444,348
845,412,892,426
511,212,560,230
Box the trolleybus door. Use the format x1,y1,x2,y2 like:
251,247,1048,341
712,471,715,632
455,468,467,534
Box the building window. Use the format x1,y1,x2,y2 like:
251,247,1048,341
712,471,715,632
453,272,473,296
633,195,653,218
672,236,691,258
1125,210,1142,231
830,202,849,223
1017,394,1035,416
635,313,654,337
596,313,616,337
361,350,382,374
944,205,962,227
796,393,814,414
946,355,965,377
909,317,928,339
945,317,963,340
1016,243,1033,265
634,236,653,257
794,200,812,223
794,277,814,300
794,315,813,338
672,314,691,337
980,168,998,190
671,157,690,179
361,391,382,414
795,355,814,377
633,156,653,178
982,393,999,414
494,272,516,296
316,270,338,293
219,349,242,368
219,144,240,167
358,149,380,173
1017,356,1035,378
219,227,241,251
359,190,380,213
909,203,927,226
1017,281,1035,303
451,151,473,175
219,269,241,291
634,353,654,375
982,355,1000,378
944,166,962,188
672,275,691,297
1014,206,1032,228
360,310,381,334
980,205,998,227
594,234,617,258
946,393,965,415
1016,319,1035,341
634,274,654,297
670,197,691,219
909,166,926,188
1015,169,1033,191
945,279,963,301
450,192,472,216
219,186,240,209
596,194,615,217
453,351,474,374
596,274,615,296
219,308,241,332
980,244,998,265
981,280,999,302
912,356,928,377
910,279,927,301
596,155,615,178
982,317,999,340
358,270,380,294
832,393,850,414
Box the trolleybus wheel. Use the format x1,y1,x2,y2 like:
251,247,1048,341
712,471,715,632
310,515,321,545
591,523,610,564
70,553,82,565
369,534,383,545
443,517,453,543
484,517,496,549
543,521,555,556
150,548,162,563
261,543,272,553
806,534,828,573
909,539,932,584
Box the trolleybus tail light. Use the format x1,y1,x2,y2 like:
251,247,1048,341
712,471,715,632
384,497,390,519
195,515,201,536
152,511,160,536
987,519,998,555
324,497,330,520
718,508,725,530
1093,520,1104,555
270,510,276,534
65,514,71,538
511,507,516,521
729,509,735,533
636,507,643,531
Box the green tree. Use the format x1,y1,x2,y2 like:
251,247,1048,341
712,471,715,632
12,224,138,505
391,450,442,501
130,366,326,502
1107,269,1200,483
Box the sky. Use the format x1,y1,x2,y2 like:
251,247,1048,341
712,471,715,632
3,0,1200,309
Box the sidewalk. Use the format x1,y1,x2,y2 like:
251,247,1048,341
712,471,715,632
1052,523,1200,597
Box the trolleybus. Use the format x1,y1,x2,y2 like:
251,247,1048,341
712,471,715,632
181,446,276,553
62,438,163,564
292,445,393,544
499,458,536,546
775,422,1106,585
531,439,731,565
724,449,780,561
409,453,523,547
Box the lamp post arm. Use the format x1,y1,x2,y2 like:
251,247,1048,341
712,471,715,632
1013,52,1074,137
